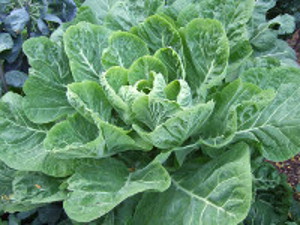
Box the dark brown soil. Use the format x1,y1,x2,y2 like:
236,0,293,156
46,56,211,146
267,154,300,200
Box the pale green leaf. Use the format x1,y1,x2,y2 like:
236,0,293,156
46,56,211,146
41,154,77,178
82,0,119,24
100,68,131,124
104,0,164,31
133,15,181,53
64,22,111,81
154,47,185,81
177,0,254,50
105,66,129,92
44,113,104,159
132,95,181,131
64,159,170,222
149,73,167,99
165,79,192,108
23,37,74,123
128,55,167,85
102,31,149,70
241,67,300,90
67,81,112,122
133,143,252,225
183,18,229,98
134,101,214,149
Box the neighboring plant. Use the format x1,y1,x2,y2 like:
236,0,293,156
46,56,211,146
0,0,300,224
268,0,300,29
0,0,78,94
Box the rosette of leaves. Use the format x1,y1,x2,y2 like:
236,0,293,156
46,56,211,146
0,0,300,224
0,0,78,94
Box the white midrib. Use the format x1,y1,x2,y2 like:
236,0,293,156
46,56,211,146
172,179,235,218
79,50,99,78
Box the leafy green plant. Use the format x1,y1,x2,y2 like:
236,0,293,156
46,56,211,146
0,0,300,224
0,0,79,94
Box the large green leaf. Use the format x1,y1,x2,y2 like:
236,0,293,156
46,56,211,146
64,158,170,222
64,22,111,81
104,0,164,31
102,31,149,69
23,37,74,123
199,79,272,148
132,95,181,131
182,18,229,98
67,81,112,122
235,84,300,161
2,171,67,213
133,100,214,149
128,56,168,85
240,67,300,90
164,79,193,108
177,0,254,49
0,93,49,171
133,15,181,53
100,67,132,124
82,0,119,24
154,47,185,81
44,113,103,159
133,143,252,225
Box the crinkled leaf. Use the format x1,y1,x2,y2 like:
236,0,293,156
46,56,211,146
12,172,67,205
134,101,214,149
235,84,300,161
199,79,272,148
105,0,164,31
64,158,170,222
177,0,254,49
165,79,192,108
0,93,49,171
23,37,74,123
132,95,181,131
102,31,149,69
241,67,300,90
133,15,181,53
100,68,131,124
82,0,119,24
128,55,167,85
2,172,66,213
44,113,103,159
41,154,77,178
154,47,185,81
64,22,111,81
182,18,229,98
67,81,112,122
133,143,252,225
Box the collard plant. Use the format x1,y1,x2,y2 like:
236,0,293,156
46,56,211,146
0,0,300,224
